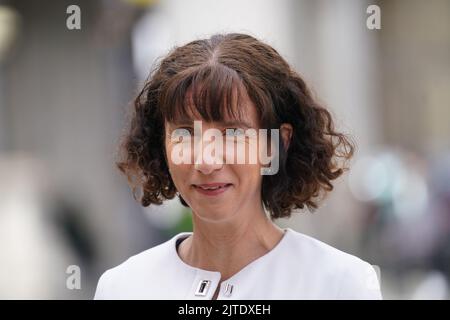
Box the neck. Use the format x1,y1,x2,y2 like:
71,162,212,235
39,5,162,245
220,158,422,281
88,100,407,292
177,205,285,281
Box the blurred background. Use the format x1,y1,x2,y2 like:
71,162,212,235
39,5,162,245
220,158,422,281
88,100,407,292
0,0,449,299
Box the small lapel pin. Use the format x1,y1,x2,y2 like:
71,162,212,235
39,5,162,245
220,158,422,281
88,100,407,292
195,280,211,296
224,283,233,297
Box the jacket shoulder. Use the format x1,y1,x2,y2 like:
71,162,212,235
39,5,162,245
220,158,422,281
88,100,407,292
93,236,176,299
287,230,382,299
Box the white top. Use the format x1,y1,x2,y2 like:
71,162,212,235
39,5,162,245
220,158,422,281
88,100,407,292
94,228,382,299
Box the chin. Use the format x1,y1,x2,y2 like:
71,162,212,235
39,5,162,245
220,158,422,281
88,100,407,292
192,207,237,223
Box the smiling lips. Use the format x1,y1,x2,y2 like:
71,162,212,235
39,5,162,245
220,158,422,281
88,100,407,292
192,183,233,196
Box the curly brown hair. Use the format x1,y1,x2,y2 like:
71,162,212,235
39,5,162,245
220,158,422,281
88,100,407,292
116,33,355,219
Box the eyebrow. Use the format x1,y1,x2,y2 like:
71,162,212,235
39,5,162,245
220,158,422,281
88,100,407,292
221,120,253,129
169,120,254,129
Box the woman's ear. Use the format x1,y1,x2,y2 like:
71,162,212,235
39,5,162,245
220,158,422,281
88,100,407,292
280,123,293,151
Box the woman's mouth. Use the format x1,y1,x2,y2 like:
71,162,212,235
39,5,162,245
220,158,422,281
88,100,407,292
192,183,233,196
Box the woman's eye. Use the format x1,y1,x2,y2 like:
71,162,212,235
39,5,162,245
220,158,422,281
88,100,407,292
172,128,192,139
224,128,245,137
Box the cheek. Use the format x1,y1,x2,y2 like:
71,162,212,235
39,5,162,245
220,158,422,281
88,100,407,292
232,163,263,187
167,164,192,197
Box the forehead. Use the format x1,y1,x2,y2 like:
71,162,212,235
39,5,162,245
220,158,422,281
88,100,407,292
160,63,262,128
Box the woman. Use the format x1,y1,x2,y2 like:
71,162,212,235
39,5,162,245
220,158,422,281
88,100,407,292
94,33,382,300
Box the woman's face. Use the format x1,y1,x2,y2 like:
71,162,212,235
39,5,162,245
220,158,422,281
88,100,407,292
164,92,268,223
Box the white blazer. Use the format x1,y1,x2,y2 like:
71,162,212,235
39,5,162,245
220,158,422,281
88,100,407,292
94,228,382,300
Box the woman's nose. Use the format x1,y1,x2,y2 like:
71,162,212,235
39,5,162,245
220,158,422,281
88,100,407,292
193,139,224,175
